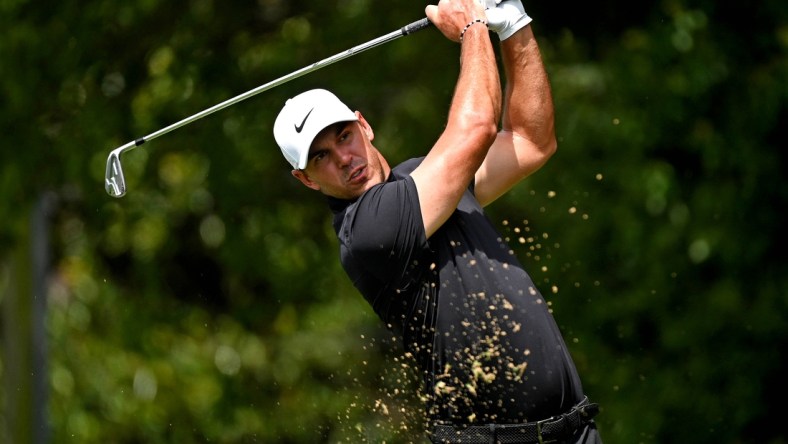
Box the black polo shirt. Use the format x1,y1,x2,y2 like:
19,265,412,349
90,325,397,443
329,157,586,425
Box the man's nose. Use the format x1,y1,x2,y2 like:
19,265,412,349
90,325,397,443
334,146,353,167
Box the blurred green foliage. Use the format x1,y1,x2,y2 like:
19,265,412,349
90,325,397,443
1,0,786,442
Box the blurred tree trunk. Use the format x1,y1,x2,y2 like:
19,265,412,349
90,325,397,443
2,234,34,444
1,194,54,444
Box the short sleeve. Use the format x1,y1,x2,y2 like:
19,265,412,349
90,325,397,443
338,174,429,290
341,176,426,282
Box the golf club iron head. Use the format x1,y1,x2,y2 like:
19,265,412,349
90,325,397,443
105,141,138,198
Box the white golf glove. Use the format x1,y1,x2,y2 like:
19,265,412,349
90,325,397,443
484,0,532,41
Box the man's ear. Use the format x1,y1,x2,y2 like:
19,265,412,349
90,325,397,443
356,111,374,142
292,169,320,191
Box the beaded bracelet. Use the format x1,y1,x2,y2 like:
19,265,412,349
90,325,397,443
459,18,487,43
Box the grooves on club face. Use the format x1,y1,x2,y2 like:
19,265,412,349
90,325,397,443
105,151,126,197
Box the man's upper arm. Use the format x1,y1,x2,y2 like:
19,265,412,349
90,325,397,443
473,130,556,207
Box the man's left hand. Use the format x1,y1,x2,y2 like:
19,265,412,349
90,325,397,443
484,0,533,41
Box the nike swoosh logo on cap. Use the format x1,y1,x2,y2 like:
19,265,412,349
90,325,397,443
294,108,314,133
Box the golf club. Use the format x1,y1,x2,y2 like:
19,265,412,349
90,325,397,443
105,17,432,198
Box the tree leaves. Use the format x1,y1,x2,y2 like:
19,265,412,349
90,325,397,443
1,0,786,442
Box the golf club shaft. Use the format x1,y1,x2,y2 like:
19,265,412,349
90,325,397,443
132,18,430,150
106,17,431,197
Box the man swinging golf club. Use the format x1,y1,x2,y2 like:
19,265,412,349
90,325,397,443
274,0,603,442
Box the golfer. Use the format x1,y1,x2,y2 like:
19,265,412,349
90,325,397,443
273,0,602,442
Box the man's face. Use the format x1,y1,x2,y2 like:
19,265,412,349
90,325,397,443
292,112,388,200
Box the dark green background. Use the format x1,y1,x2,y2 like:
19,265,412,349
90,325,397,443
1,0,786,442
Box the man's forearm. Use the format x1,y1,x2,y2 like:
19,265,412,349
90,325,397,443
500,25,555,149
450,23,502,142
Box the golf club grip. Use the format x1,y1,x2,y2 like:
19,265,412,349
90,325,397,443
402,17,432,35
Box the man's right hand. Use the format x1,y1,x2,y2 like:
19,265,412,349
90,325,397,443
425,0,488,43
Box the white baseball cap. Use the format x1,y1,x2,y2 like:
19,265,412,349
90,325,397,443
273,89,358,170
